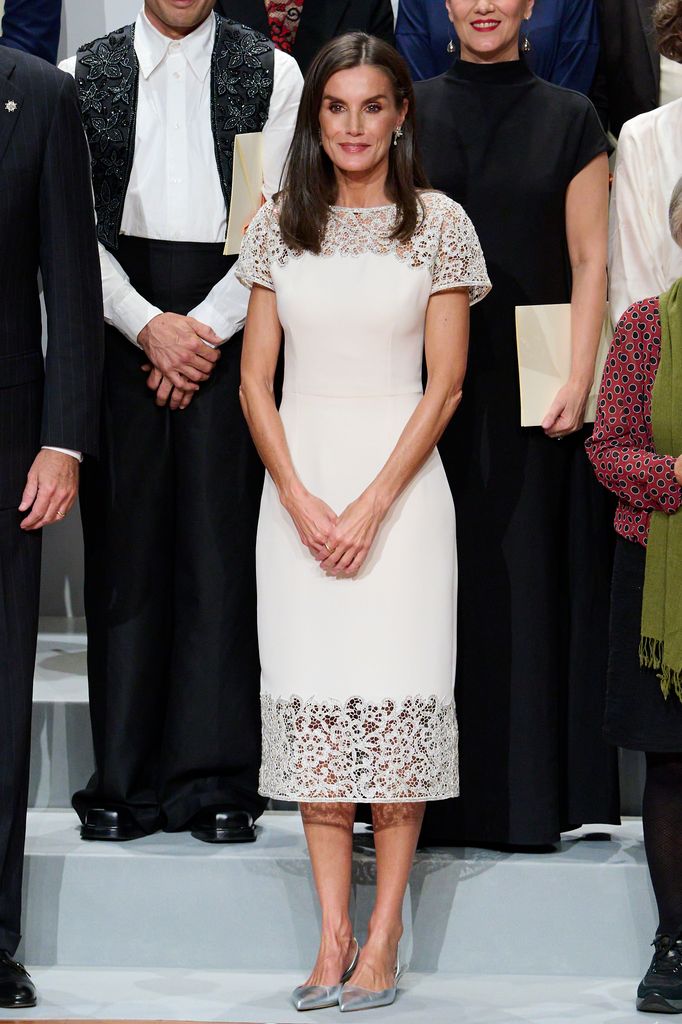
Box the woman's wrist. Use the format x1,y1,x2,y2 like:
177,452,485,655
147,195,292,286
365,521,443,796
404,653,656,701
278,475,307,509
567,372,593,397
364,481,393,520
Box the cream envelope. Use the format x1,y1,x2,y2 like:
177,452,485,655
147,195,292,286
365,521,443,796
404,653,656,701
224,132,264,256
515,303,612,428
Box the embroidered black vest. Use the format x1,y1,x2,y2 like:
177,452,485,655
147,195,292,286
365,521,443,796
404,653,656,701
75,13,275,251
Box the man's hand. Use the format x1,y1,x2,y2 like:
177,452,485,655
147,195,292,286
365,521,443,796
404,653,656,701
143,364,196,411
137,313,222,391
19,450,79,531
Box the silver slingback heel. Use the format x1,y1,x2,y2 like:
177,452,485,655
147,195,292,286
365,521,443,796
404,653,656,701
338,953,403,1013
291,938,360,1011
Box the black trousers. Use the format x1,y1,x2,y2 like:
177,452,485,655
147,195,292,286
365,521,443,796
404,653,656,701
0,508,41,954
74,237,266,832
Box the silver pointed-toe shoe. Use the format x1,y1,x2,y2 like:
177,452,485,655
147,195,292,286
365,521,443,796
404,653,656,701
338,955,403,1013
291,938,360,1011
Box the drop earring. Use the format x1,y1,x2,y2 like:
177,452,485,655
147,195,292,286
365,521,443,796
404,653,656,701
393,125,404,146
447,38,456,54
520,18,531,52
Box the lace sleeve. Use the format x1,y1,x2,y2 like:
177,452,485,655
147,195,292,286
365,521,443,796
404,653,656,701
430,200,491,305
235,201,276,291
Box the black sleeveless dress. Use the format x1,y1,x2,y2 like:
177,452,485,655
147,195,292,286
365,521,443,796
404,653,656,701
415,58,620,845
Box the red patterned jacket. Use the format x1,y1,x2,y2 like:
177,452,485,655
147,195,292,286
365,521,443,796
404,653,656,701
586,297,682,546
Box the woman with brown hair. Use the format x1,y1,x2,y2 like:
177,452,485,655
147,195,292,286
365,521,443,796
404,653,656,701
237,32,489,1013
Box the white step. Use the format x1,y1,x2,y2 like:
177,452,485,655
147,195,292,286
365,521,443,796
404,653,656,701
0,967,652,1023
18,811,656,978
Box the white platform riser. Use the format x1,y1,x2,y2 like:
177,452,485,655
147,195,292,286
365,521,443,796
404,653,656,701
18,814,657,978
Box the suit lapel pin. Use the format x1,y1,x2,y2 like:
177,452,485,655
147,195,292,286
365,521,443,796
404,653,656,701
4,100,17,113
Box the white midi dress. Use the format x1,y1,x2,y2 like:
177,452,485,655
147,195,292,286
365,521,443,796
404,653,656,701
236,191,490,802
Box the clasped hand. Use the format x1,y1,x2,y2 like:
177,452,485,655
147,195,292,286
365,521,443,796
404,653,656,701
138,312,222,410
284,485,385,579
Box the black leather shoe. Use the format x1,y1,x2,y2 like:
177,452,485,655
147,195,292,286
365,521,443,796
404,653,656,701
189,807,256,844
637,933,682,1013
80,807,147,842
0,951,37,1008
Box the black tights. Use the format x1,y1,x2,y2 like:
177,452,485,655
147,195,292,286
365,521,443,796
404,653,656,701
643,752,682,937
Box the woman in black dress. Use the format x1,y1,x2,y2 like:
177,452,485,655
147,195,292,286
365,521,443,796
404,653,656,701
587,182,682,1015
414,0,619,846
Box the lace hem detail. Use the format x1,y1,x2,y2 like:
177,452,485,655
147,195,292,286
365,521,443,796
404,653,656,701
236,191,491,306
259,691,459,802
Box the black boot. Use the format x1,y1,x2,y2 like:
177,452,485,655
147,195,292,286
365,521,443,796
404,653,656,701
0,952,37,1009
638,933,682,1013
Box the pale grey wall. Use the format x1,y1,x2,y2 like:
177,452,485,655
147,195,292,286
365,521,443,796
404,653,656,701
58,0,141,63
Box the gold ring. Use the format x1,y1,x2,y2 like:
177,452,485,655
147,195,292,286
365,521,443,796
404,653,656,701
324,541,332,552
56,510,66,519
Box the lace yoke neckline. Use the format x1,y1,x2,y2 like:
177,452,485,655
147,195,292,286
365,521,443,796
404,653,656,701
330,204,397,214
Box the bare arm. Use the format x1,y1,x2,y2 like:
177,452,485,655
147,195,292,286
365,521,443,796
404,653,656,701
239,285,338,557
542,152,609,438
321,287,470,578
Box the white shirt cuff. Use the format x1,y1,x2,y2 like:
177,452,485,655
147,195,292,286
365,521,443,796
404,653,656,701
111,289,163,347
188,300,240,343
43,446,83,463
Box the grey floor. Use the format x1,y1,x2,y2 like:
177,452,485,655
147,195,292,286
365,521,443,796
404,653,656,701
0,968,650,1022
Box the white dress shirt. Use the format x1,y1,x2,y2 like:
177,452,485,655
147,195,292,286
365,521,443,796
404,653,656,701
609,97,682,325
60,9,303,345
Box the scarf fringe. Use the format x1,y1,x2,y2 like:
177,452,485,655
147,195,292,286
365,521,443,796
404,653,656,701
639,635,682,702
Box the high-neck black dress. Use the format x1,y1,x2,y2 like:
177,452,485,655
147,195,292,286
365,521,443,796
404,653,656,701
415,58,620,845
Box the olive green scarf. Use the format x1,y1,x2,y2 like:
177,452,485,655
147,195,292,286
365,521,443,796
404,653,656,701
639,279,682,701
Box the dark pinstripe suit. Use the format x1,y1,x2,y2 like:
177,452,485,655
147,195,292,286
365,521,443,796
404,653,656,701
0,46,103,956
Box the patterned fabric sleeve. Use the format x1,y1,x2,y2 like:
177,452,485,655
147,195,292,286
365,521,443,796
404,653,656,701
586,299,682,520
235,201,276,291
429,197,491,305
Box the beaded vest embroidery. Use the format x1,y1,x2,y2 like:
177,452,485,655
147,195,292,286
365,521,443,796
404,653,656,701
75,14,275,251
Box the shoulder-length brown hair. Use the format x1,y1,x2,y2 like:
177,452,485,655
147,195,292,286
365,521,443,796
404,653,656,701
654,0,682,61
278,33,431,253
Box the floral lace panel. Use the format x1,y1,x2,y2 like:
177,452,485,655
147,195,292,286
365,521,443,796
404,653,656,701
259,692,459,802
235,192,491,305
265,0,304,53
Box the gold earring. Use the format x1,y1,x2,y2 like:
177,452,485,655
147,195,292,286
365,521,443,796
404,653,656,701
393,125,404,146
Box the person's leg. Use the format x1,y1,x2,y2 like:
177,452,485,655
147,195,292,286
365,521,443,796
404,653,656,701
0,509,41,959
637,751,682,1013
349,801,425,991
75,330,173,834
299,802,357,986
160,337,265,832
643,752,682,936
